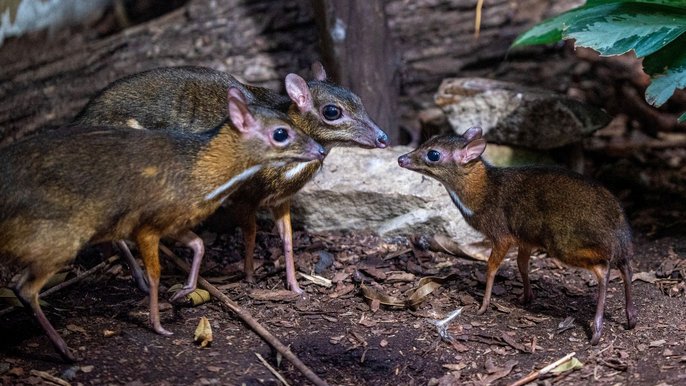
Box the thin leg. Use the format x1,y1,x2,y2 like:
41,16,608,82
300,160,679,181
477,239,512,315
116,240,149,294
135,227,172,336
272,200,302,294
517,244,534,304
590,263,611,345
168,230,205,303
618,260,638,330
13,268,76,362
240,212,258,283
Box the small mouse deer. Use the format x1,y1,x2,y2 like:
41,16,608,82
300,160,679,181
398,128,637,345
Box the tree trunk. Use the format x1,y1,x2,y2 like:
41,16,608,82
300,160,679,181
312,0,400,144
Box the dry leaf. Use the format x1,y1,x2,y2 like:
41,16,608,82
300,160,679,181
632,271,658,283
550,357,583,374
194,316,213,348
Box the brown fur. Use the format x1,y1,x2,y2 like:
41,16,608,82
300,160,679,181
399,130,637,345
0,106,322,361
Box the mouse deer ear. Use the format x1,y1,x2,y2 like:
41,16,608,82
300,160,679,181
454,138,486,164
285,73,314,113
228,96,258,135
462,127,483,142
228,87,248,105
311,61,327,81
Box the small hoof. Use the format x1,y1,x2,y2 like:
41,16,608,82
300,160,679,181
59,348,78,363
519,293,534,305
627,308,638,330
169,287,193,303
590,333,601,346
244,275,256,284
290,285,304,295
476,305,488,315
154,326,174,336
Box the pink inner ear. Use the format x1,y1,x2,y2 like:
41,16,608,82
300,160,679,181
312,61,327,81
228,87,247,104
285,73,314,113
455,139,487,164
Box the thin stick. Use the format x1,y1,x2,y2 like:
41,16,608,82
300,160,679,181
163,245,329,386
256,352,291,386
0,255,119,317
474,0,484,38
508,352,576,386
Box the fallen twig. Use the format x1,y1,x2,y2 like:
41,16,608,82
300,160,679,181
163,245,329,386
508,352,576,386
0,255,119,317
256,352,291,386
29,370,71,386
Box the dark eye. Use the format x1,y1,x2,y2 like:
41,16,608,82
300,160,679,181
427,150,441,162
322,104,342,120
273,128,289,143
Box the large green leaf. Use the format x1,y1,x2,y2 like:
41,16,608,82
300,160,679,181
643,34,686,106
678,112,686,122
515,3,686,57
587,0,686,7
566,4,686,57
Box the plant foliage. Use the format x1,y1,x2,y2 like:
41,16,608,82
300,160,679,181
513,0,686,123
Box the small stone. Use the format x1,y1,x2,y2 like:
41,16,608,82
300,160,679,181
206,366,221,373
663,349,674,357
380,339,388,348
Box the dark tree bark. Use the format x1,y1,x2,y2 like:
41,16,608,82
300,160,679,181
312,0,400,144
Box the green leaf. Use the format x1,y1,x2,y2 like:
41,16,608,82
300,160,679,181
565,4,686,57
678,112,686,122
586,0,686,7
643,34,686,106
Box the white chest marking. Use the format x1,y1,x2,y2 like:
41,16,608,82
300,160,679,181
284,161,313,181
447,189,474,218
205,165,262,201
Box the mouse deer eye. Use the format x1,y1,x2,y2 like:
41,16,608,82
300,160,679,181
272,128,290,143
427,150,441,162
322,104,342,121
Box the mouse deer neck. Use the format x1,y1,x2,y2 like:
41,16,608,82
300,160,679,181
444,160,490,218
194,124,262,201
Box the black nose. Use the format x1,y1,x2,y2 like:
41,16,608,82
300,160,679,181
398,155,409,168
376,132,390,148
316,144,327,159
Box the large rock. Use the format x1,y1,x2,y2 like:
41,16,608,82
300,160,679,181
290,147,485,245
435,77,611,150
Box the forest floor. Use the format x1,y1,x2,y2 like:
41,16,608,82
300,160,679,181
1,143,685,386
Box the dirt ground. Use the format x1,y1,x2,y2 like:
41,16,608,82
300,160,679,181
1,144,685,386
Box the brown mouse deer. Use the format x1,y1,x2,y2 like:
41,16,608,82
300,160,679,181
0,94,324,362
398,128,637,345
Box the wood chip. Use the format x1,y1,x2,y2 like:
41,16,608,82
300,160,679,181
29,370,71,386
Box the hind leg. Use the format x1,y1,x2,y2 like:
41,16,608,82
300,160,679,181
239,211,258,283
13,267,75,362
272,201,303,295
617,259,638,329
590,263,611,345
517,244,534,304
477,239,513,315
168,230,205,303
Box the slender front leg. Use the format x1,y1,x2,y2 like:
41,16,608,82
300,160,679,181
590,263,611,345
271,200,302,294
14,267,76,362
517,244,534,304
477,239,512,315
116,240,149,294
168,230,205,302
240,211,258,282
135,227,172,336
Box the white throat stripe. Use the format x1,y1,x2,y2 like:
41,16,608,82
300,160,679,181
448,189,474,218
284,161,313,180
205,165,262,201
